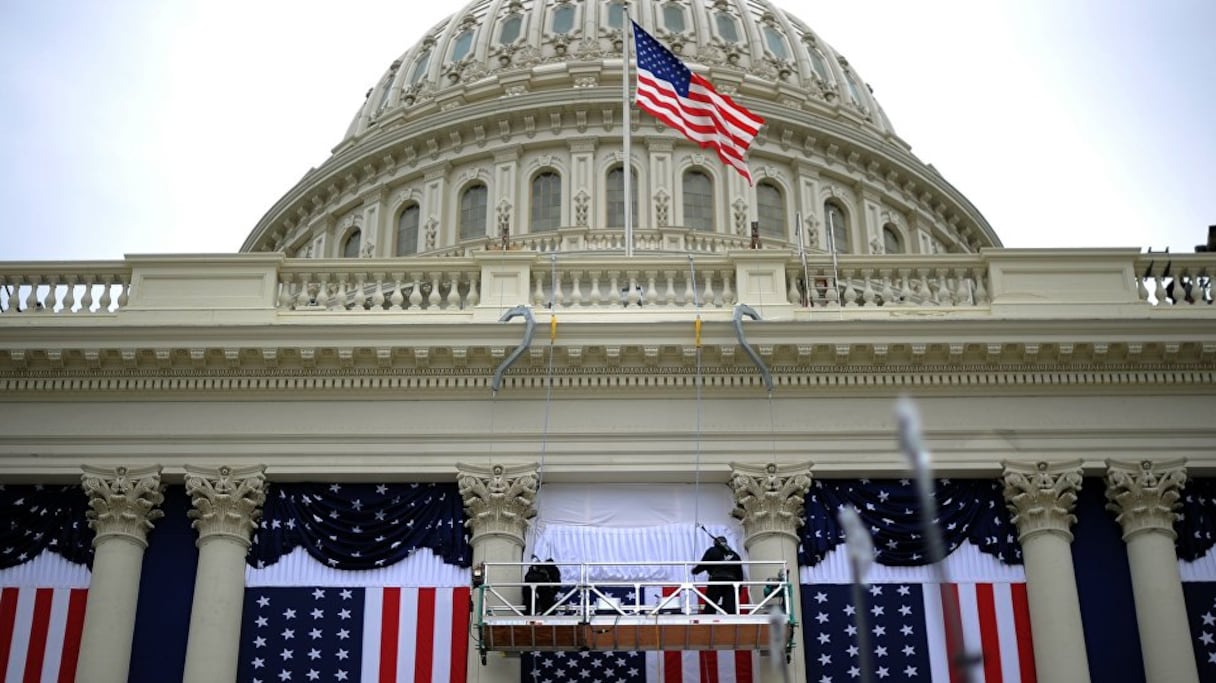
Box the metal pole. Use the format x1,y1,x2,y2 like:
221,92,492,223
623,16,633,258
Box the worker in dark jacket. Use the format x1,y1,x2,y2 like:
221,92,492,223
692,536,743,614
523,558,561,614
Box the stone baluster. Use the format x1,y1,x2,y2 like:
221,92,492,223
683,271,695,307
728,461,813,683
456,463,539,680
842,271,858,306
722,270,736,305
77,465,165,683
588,270,604,306
1002,461,1090,683
427,273,442,308
447,271,462,309
408,276,423,308
389,273,405,310
116,280,129,309
371,272,386,309
62,275,77,313
786,268,801,305
181,465,267,683
466,272,481,307
664,270,678,306
644,271,660,306
79,276,94,312
532,272,547,307
1105,459,1198,683
569,270,584,307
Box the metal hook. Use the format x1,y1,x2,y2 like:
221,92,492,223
491,305,535,395
732,303,773,395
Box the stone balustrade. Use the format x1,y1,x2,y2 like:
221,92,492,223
0,248,1212,319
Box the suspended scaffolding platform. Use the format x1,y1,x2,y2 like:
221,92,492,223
473,560,798,662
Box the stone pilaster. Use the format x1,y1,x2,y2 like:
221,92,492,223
1002,461,1090,683
76,465,164,683
457,462,538,681
181,465,267,683
1105,459,1198,683
728,461,811,683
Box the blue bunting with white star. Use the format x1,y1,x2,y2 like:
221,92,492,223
1178,477,1216,562
0,483,93,569
248,483,471,570
799,478,1022,567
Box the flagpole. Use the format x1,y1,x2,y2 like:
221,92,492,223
623,15,633,258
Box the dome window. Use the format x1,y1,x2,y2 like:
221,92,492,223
607,2,626,29
606,166,638,229
460,183,488,241
882,223,904,254
531,172,562,232
551,5,576,35
715,13,739,44
763,26,789,60
663,5,686,34
450,29,474,62
825,201,849,253
499,15,523,44
844,71,864,105
682,170,713,231
410,50,431,84
342,229,362,258
808,47,829,81
396,204,420,256
756,182,785,238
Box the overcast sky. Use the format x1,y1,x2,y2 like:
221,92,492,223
1,0,1212,262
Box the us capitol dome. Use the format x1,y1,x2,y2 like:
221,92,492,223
243,0,999,260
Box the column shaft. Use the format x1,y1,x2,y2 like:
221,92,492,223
181,465,266,683
76,465,163,683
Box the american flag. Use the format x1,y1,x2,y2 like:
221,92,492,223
0,586,87,682
1184,581,1216,678
803,582,1035,683
522,585,755,683
631,21,764,184
238,586,470,683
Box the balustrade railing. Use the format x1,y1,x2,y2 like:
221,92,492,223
531,257,737,310
785,255,990,308
0,263,133,314
1134,254,1213,306
428,227,755,257
277,258,481,311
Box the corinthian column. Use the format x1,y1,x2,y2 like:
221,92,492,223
1002,461,1090,683
728,461,812,683
456,462,538,682
1105,459,1198,683
181,465,266,683
76,465,164,683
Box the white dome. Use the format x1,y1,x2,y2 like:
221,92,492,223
244,0,999,256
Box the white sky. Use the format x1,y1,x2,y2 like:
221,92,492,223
1,0,1212,262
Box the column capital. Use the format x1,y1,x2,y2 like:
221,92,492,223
728,461,813,545
456,462,538,546
184,465,267,549
1002,460,1083,543
80,465,165,548
1105,458,1187,541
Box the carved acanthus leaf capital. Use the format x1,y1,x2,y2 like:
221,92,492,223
1105,458,1186,541
456,462,538,545
185,465,267,548
80,465,165,548
1002,460,1083,542
728,461,813,542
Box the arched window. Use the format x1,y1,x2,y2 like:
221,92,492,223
531,171,562,232
682,170,713,231
762,26,788,59
342,229,362,258
410,50,431,84
663,4,686,33
607,1,626,29
396,204,420,256
606,166,638,228
499,15,522,44
552,5,576,34
460,183,488,240
882,224,903,254
756,182,784,238
715,13,739,43
844,71,864,106
450,30,474,62
808,48,829,81
825,201,849,253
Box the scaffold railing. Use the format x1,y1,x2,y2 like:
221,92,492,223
472,560,798,664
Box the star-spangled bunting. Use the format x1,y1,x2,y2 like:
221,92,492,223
248,483,471,570
800,479,1022,567
0,483,93,569
1183,582,1216,679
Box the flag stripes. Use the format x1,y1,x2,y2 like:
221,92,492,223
632,21,763,184
927,583,1036,683
0,587,87,683
360,586,470,683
